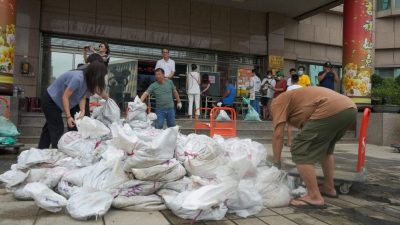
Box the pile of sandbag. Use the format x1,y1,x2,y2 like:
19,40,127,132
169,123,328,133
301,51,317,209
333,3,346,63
125,96,157,129
0,96,299,221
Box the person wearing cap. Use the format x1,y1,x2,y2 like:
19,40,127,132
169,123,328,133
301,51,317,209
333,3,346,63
271,87,357,209
272,71,287,99
318,62,339,90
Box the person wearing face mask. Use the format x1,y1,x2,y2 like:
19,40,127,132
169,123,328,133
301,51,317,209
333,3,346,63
260,71,276,120
286,68,297,86
272,71,287,99
297,66,311,87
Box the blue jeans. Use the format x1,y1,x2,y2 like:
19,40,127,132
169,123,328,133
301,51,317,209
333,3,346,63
155,108,176,129
250,98,260,114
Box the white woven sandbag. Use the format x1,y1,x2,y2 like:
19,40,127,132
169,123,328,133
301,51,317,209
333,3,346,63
24,182,67,212
67,187,113,220
131,159,186,182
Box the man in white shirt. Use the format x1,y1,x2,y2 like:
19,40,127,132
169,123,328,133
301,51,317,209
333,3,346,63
155,48,176,79
248,69,262,114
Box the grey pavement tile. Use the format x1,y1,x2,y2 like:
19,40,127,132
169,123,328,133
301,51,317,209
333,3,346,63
269,207,296,215
232,218,267,225
105,209,170,225
0,201,39,225
0,191,18,202
366,205,400,219
255,208,277,217
259,215,299,225
225,213,255,220
160,209,204,225
284,214,328,225
226,214,243,220
350,207,400,224
339,195,385,207
205,221,236,225
35,209,102,225
324,197,358,209
387,204,400,212
307,211,360,225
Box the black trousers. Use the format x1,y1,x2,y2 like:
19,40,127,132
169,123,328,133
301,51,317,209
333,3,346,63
67,98,90,132
38,91,64,149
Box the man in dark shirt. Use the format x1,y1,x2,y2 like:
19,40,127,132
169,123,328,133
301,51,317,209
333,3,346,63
318,61,339,90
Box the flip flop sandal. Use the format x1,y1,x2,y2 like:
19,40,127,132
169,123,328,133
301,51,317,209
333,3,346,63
289,199,327,209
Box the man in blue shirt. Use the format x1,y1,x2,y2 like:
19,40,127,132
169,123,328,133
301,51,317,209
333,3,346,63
223,79,236,106
318,61,339,90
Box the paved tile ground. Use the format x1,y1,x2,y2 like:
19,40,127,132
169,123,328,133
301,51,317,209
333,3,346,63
0,144,399,225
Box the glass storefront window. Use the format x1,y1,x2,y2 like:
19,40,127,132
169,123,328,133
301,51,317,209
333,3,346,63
51,52,73,81
74,53,84,69
377,0,391,11
395,0,400,8
375,68,394,78
394,68,400,77
309,64,323,86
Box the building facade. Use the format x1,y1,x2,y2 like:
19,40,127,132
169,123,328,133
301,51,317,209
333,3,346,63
5,0,400,98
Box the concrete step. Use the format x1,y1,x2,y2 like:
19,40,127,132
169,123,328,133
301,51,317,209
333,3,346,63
176,119,273,130
18,112,357,145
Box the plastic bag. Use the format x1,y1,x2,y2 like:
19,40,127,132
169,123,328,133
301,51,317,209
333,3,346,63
24,182,67,212
243,97,261,121
255,167,292,208
131,159,186,182
13,184,32,200
0,169,29,188
216,110,231,121
181,180,237,210
123,127,178,171
97,144,125,167
63,165,95,187
58,131,98,166
110,123,139,155
76,116,110,139
226,179,264,218
223,138,267,167
67,187,113,220
92,98,121,126
0,136,16,145
112,195,166,211
17,148,67,168
25,167,67,189
158,189,228,220
57,179,80,198
126,96,148,122
183,134,228,178
83,160,128,195
117,179,164,197
162,176,212,193
0,116,20,137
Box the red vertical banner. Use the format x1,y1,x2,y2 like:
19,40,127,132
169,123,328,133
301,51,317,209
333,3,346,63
0,0,16,94
342,0,374,104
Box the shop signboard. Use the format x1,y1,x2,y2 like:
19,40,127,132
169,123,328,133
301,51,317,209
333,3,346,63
0,0,16,95
237,68,252,97
268,55,284,73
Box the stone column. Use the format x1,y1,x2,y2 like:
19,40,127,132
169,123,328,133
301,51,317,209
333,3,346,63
342,0,374,104
267,13,286,75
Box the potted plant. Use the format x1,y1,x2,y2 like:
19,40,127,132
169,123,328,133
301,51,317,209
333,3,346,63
371,75,400,113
